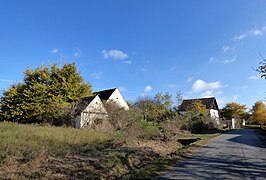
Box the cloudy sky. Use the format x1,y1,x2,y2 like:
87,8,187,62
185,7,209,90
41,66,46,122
0,0,266,108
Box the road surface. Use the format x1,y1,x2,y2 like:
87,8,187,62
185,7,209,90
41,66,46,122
157,129,266,179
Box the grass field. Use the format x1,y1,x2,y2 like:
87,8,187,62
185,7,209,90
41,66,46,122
0,121,220,179
0,122,115,178
0,122,112,161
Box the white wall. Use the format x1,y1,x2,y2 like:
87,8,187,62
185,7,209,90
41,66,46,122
108,88,129,110
210,109,219,124
75,95,108,128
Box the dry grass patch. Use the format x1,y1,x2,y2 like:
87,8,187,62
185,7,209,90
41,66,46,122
0,122,112,178
0,122,221,179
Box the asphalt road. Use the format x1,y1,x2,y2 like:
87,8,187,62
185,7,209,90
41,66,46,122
157,129,266,180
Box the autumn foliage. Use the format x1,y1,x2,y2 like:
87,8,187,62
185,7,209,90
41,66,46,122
250,101,266,126
220,102,248,120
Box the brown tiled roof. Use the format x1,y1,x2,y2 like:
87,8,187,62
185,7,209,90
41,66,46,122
178,97,219,111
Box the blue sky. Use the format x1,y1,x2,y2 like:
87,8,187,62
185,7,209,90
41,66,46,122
0,0,266,108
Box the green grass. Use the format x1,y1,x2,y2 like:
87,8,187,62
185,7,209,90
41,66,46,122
0,121,112,163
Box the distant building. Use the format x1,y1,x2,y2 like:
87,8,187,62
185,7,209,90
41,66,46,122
178,97,219,123
73,95,108,128
94,88,129,110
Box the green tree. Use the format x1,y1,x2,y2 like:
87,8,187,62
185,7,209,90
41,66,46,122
220,102,248,120
134,96,158,122
1,63,92,124
134,92,175,122
250,101,266,126
154,92,172,111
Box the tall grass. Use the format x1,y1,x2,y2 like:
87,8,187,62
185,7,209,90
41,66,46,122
0,122,112,163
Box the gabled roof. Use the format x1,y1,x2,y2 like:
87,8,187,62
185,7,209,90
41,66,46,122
179,97,219,111
94,88,116,101
72,95,97,115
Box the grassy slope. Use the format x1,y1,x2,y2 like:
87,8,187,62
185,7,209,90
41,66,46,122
0,122,220,179
0,122,112,160
0,122,113,178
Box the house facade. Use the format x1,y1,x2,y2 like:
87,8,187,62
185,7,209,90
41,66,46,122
178,97,220,123
94,88,129,110
73,88,129,129
73,95,108,128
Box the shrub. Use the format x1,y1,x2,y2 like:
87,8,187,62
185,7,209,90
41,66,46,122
121,120,161,140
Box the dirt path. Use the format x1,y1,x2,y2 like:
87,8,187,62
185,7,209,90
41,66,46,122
156,129,266,179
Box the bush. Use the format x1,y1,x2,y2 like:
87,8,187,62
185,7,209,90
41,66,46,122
180,112,219,134
138,121,161,140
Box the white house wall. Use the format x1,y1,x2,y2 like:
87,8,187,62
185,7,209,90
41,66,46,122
210,109,219,124
75,96,108,128
81,96,108,128
84,96,107,114
108,89,129,110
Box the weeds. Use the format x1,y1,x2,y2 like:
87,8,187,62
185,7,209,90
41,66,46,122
0,122,112,163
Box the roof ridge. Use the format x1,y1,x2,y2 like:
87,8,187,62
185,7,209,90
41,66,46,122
183,97,216,100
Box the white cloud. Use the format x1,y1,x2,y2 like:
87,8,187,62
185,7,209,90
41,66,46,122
49,48,59,55
191,79,222,93
223,57,236,64
118,87,126,92
102,49,128,60
91,72,103,79
232,26,266,41
202,90,222,98
222,46,230,52
73,48,82,58
232,33,247,41
251,29,263,36
209,56,236,64
248,75,259,80
202,90,215,97
187,77,193,82
144,85,152,93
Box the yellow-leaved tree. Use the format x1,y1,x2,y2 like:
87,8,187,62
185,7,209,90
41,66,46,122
250,101,266,126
